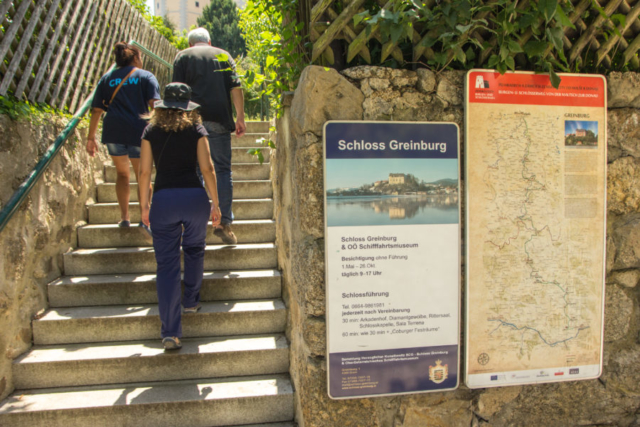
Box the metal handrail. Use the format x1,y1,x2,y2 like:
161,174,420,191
0,40,172,234
130,40,173,69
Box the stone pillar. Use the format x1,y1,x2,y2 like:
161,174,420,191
273,66,640,426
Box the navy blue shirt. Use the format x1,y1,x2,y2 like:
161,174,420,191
92,66,160,147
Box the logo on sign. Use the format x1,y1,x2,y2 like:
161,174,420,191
429,360,448,384
475,76,489,88
569,368,580,375
554,371,564,376
490,375,498,381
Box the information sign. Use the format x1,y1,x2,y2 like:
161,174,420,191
465,70,607,388
324,121,460,399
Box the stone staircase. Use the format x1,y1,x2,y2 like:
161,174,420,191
0,122,295,427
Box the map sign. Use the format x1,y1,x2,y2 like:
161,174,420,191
465,70,607,388
324,121,460,399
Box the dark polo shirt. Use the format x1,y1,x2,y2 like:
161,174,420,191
172,45,241,132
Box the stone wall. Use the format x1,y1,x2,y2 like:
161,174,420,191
0,114,108,401
272,66,640,426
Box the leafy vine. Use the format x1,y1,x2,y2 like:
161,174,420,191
352,0,580,87
239,0,310,115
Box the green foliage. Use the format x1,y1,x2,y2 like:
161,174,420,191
124,0,188,49
0,94,75,123
126,0,148,15
239,0,309,116
352,0,582,86
347,0,636,86
247,133,277,165
235,56,270,120
198,0,247,58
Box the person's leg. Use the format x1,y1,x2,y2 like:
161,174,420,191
204,126,233,225
150,189,183,339
127,146,151,217
180,188,210,310
128,147,152,239
110,153,132,224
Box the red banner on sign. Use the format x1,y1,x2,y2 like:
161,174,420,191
468,71,606,107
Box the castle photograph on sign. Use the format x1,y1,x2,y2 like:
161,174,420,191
565,120,599,148
325,158,458,227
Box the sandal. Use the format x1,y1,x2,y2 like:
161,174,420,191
183,304,201,314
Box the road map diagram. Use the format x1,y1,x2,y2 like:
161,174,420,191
465,71,606,388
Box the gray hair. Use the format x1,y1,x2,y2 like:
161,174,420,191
188,28,211,45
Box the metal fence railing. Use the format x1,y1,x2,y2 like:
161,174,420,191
0,38,173,234
0,0,178,111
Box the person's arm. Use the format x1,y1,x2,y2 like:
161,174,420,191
231,87,246,137
148,99,158,110
197,136,221,226
139,139,154,226
86,107,105,157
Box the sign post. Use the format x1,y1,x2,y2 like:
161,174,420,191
464,70,607,388
324,121,461,399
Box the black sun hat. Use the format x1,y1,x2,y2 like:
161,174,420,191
155,82,200,111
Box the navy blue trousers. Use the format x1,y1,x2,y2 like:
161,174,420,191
203,123,234,225
149,187,210,338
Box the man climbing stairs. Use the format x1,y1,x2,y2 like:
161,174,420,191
0,122,295,427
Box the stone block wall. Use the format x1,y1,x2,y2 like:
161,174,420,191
272,65,640,426
0,115,108,401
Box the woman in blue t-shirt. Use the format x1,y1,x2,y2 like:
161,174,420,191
86,42,160,233
138,83,222,350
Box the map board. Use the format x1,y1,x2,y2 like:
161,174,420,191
464,70,607,388
324,121,460,399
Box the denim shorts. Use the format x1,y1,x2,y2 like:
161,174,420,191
105,143,141,158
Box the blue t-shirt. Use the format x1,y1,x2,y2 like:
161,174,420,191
92,66,160,147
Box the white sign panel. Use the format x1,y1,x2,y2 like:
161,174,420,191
324,121,461,399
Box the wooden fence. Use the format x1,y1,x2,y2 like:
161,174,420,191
0,0,178,112
303,0,640,71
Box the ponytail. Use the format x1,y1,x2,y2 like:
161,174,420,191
113,42,140,67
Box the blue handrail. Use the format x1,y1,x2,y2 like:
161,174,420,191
0,40,172,234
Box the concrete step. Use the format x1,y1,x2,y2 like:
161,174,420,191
63,243,277,276
239,424,297,427
96,180,272,202
232,133,271,147
33,299,287,345
232,162,271,180
48,270,282,307
0,373,293,427
78,220,276,248
245,121,270,134
14,334,289,389
88,199,274,224
105,162,270,182
234,147,271,163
